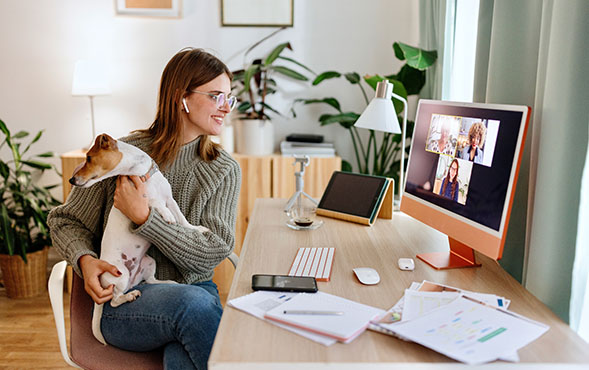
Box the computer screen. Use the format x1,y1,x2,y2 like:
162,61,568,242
400,100,530,269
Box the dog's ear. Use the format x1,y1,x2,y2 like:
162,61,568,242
99,134,116,150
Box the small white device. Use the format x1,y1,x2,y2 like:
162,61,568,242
182,97,190,113
398,258,415,271
353,267,380,285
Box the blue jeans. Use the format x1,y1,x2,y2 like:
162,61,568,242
101,281,222,370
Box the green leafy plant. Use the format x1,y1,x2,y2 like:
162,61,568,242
295,42,437,189
232,28,314,120
0,119,61,262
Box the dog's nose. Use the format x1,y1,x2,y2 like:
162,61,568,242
69,177,76,185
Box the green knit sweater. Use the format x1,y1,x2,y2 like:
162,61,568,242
47,133,241,284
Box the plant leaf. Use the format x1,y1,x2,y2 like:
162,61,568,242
21,160,52,170
35,151,54,158
0,203,14,255
0,118,10,137
270,66,308,81
344,72,361,84
302,98,341,111
13,130,28,139
277,56,316,75
243,64,261,94
393,42,405,61
319,112,359,128
0,161,8,179
395,64,426,95
312,71,341,85
264,42,290,66
341,160,353,172
393,42,437,70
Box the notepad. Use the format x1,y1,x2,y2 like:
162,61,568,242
264,291,385,342
288,248,335,282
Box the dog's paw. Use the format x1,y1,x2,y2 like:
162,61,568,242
196,226,210,233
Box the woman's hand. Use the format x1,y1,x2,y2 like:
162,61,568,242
79,254,121,304
114,175,150,225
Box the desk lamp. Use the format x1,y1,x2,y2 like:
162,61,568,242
354,80,408,209
72,60,111,148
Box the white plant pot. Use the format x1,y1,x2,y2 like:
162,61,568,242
234,119,274,155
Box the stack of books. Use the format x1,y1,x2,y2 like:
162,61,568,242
280,141,336,157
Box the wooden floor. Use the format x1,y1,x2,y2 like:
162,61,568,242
0,286,71,369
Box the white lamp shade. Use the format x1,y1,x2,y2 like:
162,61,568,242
354,97,401,134
72,60,111,96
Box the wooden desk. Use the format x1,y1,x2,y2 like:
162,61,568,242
209,199,589,368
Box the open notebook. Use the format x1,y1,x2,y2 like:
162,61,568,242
264,291,385,342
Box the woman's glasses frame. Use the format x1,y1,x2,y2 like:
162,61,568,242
190,90,237,111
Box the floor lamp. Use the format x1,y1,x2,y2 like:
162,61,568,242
72,60,111,148
354,80,408,210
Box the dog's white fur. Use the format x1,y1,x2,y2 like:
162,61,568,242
70,134,207,345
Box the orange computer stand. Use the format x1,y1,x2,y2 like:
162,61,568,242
417,238,482,270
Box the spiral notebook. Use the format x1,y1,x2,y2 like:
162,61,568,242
264,291,385,343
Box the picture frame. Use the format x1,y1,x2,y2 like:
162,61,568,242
221,0,293,27
115,0,181,17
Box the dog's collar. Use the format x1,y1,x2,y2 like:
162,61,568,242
140,160,159,182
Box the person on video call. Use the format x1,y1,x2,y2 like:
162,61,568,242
439,159,460,202
427,120,456,156
460,122,486,164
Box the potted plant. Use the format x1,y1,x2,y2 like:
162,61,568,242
0,119,61,298
231,27,314,155
295,42,437,191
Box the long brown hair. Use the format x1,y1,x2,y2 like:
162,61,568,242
137,48,232,168
441,159,459,199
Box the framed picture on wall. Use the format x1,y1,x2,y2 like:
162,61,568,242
221,0,293,27
115,0,181,17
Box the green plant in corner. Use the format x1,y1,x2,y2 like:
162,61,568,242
0,119,61,262
232,27,315,120
295,42,437,190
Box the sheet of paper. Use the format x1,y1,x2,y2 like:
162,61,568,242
389,296,549,365
401,289,460,321
418,280,510,309
228,291,337,346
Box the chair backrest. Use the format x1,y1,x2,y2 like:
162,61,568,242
70,273,163,370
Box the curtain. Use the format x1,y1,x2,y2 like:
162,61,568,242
570,125,589,341
473,0,589,322
419,0,453,100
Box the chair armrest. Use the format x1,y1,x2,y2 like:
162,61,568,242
228,252,239,269
48,260,81,368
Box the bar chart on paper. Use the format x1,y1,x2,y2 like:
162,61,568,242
288,248,335,282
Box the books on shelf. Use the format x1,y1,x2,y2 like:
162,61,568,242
280,141,336,157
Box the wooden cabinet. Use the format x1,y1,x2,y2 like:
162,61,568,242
60,151,341,302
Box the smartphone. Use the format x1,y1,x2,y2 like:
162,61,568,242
251,274,318,293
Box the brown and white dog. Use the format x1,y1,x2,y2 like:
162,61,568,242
70,134,208,345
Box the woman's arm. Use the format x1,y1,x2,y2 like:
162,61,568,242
47,180,110,277
132,161,241,275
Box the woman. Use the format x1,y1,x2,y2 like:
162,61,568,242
439,159,460,202
427,121,456,156
48,48,241,370
460,122,486,164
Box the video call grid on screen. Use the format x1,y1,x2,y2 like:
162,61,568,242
404,101,525,232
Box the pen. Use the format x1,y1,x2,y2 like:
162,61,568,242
283,310,344,315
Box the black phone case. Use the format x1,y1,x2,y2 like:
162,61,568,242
251,274,318,293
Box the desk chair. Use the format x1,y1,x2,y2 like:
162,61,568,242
49,253,239,369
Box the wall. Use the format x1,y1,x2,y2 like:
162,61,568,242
0,0,419,200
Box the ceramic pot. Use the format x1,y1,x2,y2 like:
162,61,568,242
234,119,274,155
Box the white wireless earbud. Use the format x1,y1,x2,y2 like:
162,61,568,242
182,98,190,114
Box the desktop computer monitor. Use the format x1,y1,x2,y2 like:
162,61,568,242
400,100,531,269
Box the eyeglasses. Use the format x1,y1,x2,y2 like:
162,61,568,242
191,90,237,111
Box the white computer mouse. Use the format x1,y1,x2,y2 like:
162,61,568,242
353,267,380,285
398,258,415,271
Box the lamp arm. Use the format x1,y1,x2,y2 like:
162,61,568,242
390,92,408,204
